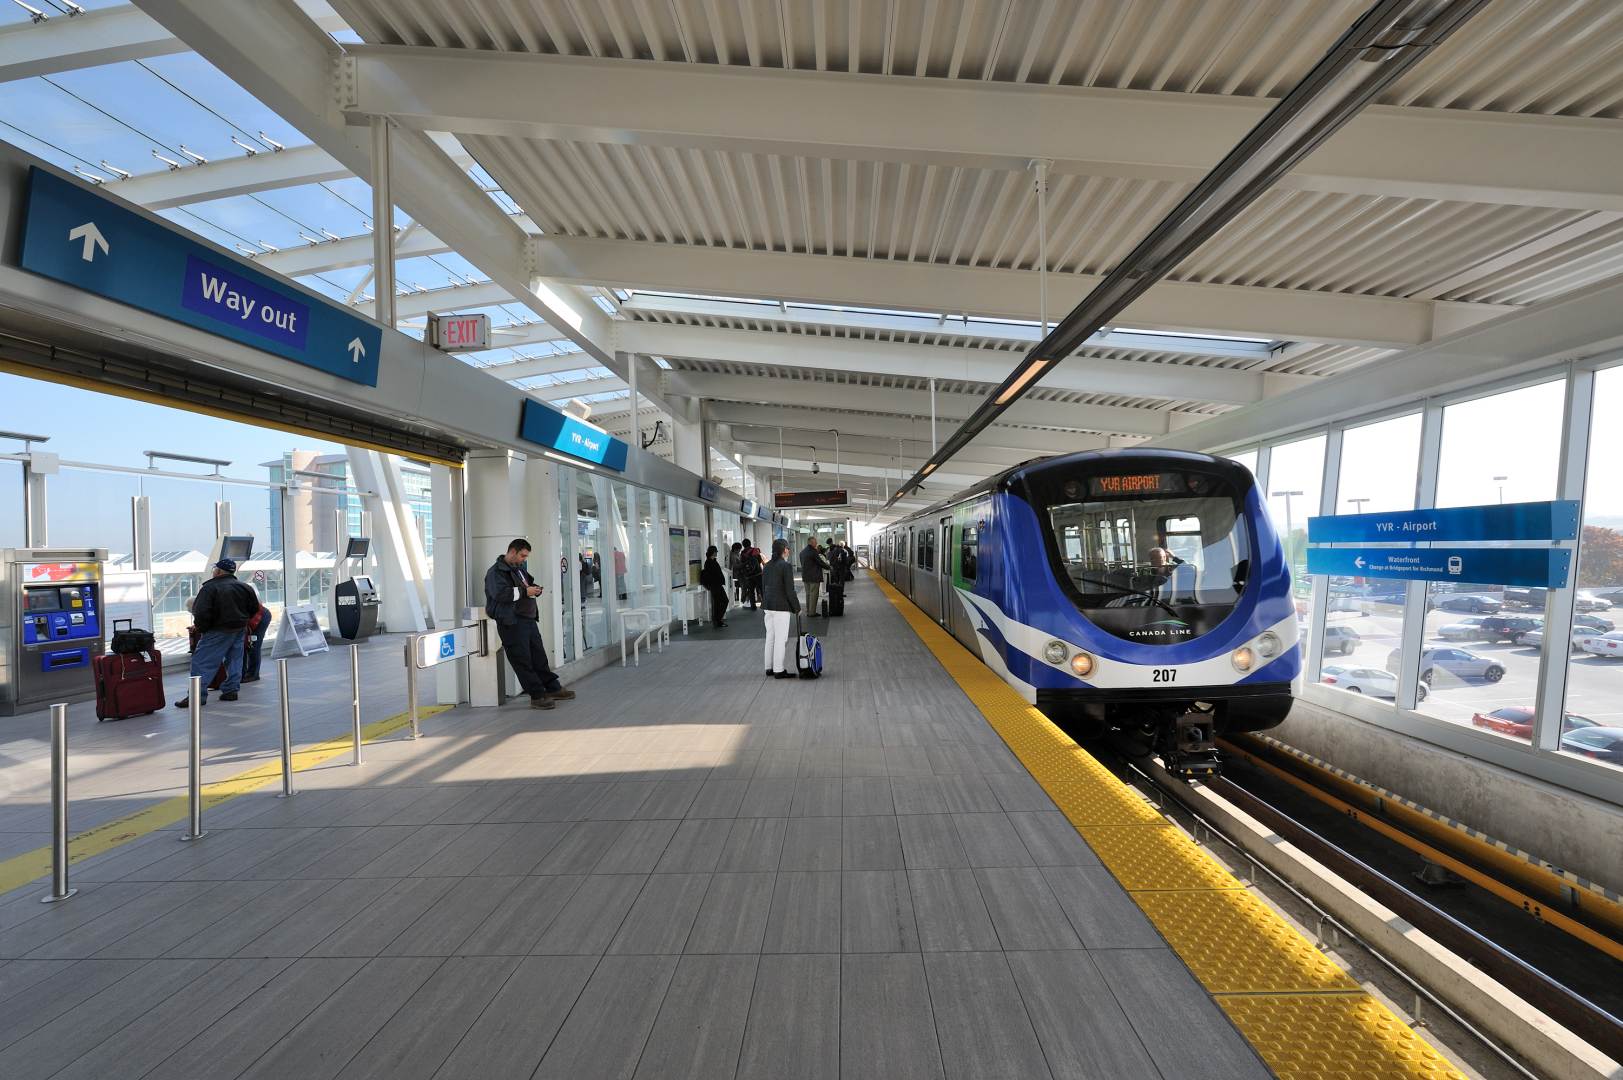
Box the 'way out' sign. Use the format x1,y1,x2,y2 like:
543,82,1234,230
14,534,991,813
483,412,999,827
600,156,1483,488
19,167,382,385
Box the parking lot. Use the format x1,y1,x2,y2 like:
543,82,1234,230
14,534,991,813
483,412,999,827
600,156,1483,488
1311,590,1623,759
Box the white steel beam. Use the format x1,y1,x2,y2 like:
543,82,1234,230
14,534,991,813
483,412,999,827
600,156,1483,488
619,320,1275,405
115,144,347,209
388,281,512,321
535,377,628,402
668,371,1176,436
475,352,598,382
254,213,532,277
724,425,1031,471
742,454,985,491
130,0,652,403
343,48,1623,212
703,402,1107,456
538,236,1506,349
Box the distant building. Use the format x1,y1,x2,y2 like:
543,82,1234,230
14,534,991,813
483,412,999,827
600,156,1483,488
263,451,432,555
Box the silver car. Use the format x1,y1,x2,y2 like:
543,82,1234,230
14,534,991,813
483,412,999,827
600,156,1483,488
1322,664,1427,701
1582,631,1623,659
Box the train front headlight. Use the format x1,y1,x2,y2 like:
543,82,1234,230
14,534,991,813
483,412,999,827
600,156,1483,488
1256,631,1281,659
1042,640,1068,665
1231,646,1255,673
1070,652,1094,677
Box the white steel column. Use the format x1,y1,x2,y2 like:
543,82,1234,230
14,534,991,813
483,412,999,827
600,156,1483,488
560,471,580,663
1534,367,1592,752
370,116,396,327
430,463,466,704
525,455,565,672
1396,401,1446,711
623,350,639,451
1304,429,1343,683
22,452,54,546
466,450,526,704
130,496,151,572
345,448,431,632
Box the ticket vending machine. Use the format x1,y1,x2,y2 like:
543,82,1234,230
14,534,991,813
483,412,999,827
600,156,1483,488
0,548,107,715
329,537,379,641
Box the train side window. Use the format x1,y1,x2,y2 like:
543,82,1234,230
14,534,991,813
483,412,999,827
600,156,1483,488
961,525,978,582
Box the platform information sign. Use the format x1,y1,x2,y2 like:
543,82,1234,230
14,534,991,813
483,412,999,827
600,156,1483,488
518,400,628,470
19,168,382,385
1305,547,1570,588
1306,501,1578,544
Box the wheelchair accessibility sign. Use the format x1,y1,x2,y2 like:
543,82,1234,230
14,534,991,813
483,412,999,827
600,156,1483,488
414,625,483,668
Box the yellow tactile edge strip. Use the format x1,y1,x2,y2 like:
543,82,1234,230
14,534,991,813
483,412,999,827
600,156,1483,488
0,704,451,897
871,574,1467,1080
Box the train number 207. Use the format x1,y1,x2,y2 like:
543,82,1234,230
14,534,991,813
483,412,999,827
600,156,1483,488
1151,668,1177,683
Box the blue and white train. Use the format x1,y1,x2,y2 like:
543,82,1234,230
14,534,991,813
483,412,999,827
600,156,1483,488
875,448,1299,776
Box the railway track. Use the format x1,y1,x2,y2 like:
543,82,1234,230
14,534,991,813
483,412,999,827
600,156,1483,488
1100,735,1623,1078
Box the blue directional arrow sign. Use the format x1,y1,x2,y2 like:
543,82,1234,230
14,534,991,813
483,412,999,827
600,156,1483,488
1306,547,1570,588
19,167,382,386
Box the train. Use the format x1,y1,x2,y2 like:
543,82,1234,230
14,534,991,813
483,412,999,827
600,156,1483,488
874,448,1298,777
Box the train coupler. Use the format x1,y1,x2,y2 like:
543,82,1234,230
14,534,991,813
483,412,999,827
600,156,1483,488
1161,713,1221,780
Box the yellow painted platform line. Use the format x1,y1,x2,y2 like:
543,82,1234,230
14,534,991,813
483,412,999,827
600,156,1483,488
870,574,1465,1080
0,704,450,897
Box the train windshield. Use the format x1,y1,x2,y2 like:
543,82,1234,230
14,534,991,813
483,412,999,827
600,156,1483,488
1028,467,1250,646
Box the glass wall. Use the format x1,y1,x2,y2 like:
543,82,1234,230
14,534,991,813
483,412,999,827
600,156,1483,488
1318,414,1422,704
1263,435,1325,625
1567,367,1623,771
1415,381,1564,734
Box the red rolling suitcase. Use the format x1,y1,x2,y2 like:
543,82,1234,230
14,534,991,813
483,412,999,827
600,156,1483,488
93,650,165,720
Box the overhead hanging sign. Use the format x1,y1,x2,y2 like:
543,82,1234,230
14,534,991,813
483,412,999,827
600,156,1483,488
774,489,849,509
1306,547,1570,588
739,499,756,517
427,312,490,351
19,167,382,385
518,399,628,470
1307,501,1579,544
697,479,720,503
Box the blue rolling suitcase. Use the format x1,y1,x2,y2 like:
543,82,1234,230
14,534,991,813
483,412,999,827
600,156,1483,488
796,617,824,679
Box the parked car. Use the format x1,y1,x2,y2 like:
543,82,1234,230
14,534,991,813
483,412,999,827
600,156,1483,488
1581,631,1623,659
1501,587,1546,609
1470,706,1598,740
1520,621,1613,652
1575,613,1616,633
1389,647,1506,683
1475,615,1543,644
1593,587,1623,607
1573,592,1613,613
1436,616,1489,641
1559,727,1623,765
1322,665,1427,701
1434,594,1501,614
1322,626,1361,656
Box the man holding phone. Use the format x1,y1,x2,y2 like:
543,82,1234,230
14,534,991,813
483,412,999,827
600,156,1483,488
484,538,574,710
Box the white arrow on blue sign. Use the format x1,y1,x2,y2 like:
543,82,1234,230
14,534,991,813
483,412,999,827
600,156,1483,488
19,167,382,386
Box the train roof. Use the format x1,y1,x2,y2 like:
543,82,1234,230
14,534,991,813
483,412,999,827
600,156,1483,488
887,446,1234,526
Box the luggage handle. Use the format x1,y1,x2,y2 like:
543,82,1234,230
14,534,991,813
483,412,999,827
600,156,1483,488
113,618,133,632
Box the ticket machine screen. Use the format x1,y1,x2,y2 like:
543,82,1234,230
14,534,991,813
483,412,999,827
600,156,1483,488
21,583,100,646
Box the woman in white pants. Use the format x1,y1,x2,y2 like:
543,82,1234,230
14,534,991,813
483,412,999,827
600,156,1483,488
760,538,801,679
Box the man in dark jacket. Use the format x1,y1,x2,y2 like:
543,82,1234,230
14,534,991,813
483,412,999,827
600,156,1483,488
762,538,801,678
175,558,261,708
485,538,575,710
799,537,828,618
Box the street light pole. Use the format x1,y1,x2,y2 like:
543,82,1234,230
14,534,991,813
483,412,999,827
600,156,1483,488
1346,497,1370,514
1272,490,1305,565
1493,475,1508,504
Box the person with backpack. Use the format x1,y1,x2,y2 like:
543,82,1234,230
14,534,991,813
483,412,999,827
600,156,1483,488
699,545,729,628
175,557,261,708
762,538,801,679
826,540,851,615
799,535,829,618
739,544,764,609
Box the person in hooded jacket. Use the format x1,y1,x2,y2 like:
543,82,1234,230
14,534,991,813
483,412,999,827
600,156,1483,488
484,538,575,711
739,544,764,609
699,545,729,628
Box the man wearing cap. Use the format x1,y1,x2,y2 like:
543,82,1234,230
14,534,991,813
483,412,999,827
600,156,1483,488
176,558,262,708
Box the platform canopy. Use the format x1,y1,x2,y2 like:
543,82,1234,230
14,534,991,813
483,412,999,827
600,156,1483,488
4,0,1622,519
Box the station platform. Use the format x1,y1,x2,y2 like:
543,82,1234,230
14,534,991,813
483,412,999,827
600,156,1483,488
0,574,1463,1080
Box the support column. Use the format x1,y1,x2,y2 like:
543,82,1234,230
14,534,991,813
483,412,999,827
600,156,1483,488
346,448,432,633
621,350,639,452
524,456,565,673
466,450,526,706
671,396,705,477
21,452,55,547
370,116,396,327
430,463,467,705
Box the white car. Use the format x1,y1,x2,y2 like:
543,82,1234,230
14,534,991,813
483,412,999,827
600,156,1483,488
1436,617,1488,642
1521,628,1607,652
1321,664,1428,701
1582,631,1623,659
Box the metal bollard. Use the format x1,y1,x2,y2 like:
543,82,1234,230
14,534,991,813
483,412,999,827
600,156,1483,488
405,640,420,739
350,644,363,766
277,659,296,798
180,676,207,841
40,704,76,903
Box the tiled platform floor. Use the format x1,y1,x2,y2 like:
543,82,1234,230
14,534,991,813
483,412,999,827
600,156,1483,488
0,575,1268,1080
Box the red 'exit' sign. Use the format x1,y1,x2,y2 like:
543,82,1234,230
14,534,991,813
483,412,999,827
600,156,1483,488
428,313,491,351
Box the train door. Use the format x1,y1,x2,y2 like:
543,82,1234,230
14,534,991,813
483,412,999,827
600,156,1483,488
937,516,952,628
904,527,914,597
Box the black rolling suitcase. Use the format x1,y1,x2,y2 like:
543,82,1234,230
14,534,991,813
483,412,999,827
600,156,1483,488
828,586,845,616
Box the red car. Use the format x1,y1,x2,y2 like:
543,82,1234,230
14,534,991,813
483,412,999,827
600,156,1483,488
1469,706,1599,740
